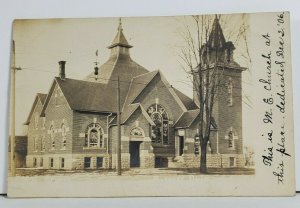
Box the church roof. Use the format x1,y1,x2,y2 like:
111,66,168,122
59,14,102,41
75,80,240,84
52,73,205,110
108,18,132,49
174,109,200,128
55,77,118,113
122,70,198,111
174,109,217,129
36,19,199,126
84,19,149,106
172,88,198,110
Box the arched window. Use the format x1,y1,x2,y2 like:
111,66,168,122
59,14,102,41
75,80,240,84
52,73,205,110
61,123,67,148
147,104,169,144
85,123,104,148
50,125,55,149
225,129,237,149
228,131,234,148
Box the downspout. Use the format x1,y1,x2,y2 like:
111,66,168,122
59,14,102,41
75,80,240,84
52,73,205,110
106,113,113,155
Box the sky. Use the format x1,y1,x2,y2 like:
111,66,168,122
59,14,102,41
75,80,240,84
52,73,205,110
12,14,252,144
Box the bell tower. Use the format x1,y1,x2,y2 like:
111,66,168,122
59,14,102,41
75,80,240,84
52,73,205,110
193,16,246,167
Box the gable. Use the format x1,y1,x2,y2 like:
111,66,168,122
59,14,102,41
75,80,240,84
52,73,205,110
41,79,71,117
45,83,70,115
121,104,154,125
132,73,186,121
25,93,47,125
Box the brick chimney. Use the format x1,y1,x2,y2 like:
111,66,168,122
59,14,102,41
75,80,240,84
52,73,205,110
58,61,66,80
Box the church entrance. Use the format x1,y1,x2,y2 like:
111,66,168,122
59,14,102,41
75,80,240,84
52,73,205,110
129,141,141,167
179,136,184,156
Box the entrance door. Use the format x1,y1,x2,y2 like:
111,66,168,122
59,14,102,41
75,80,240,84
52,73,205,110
129,141,141,167
179,136,184,156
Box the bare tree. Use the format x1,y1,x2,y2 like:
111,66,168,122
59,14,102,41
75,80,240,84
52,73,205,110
178,14,249,173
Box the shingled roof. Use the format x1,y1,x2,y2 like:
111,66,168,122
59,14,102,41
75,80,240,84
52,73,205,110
55,77,118,113
174,109,200,128
172,88,198,110
122,70,198,112
174,110,217,129
108,18,133,49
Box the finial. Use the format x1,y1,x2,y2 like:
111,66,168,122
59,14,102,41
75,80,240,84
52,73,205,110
118,17,123,31
94,49,99,80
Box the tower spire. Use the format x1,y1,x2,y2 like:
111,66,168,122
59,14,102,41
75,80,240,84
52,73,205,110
107,18,132,49
207,15,226,49
118,18,123,31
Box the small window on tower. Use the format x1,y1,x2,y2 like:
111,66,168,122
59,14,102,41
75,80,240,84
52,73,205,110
228,131,234,149
227,78,233,106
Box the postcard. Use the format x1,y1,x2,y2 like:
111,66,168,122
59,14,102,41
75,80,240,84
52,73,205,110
7,11,295,197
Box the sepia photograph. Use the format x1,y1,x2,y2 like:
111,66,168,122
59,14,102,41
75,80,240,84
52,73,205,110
7,12,295,197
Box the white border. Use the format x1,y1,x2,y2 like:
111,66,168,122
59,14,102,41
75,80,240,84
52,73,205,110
0,0,299,205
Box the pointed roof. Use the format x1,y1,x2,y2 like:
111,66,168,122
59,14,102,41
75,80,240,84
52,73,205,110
37,93,47,104
108,18,133,49
121,103,155,125
207,15,226,49
55,77,118,113
174,110,217,129
24,93,47,125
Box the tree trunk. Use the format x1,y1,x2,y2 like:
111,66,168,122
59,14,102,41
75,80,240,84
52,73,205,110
200,139,208,173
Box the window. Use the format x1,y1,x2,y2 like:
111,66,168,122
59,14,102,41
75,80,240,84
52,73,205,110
49,158,54,168
34,112,39,129
85,123,104,148
61,123,67,148
227,78,233,106
33,157,37,167
84,157,91,169
41,136,45,151
147,103,169,144
229,157,235,167
96,157,103,169
50,125,55,149
54,88,62,106
33,137,38,152
228,131,234,148
60,158,65,169
40,158,43,167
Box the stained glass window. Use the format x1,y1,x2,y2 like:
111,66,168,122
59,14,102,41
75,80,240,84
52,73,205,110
85,123,104,148
147,103,169,144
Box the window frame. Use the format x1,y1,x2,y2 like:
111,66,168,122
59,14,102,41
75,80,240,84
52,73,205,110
84,123,104,148
147,103,169,145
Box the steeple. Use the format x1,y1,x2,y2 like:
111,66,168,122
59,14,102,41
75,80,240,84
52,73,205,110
108,18,133,49
207,15,226,49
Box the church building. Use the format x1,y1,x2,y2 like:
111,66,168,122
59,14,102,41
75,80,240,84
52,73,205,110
24,17,245,170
